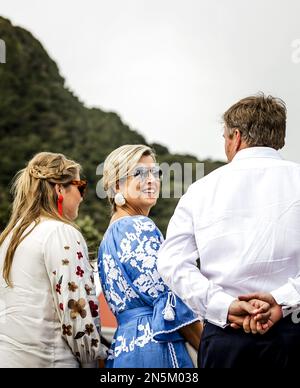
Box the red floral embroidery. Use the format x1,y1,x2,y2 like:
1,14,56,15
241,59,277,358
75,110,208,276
77,252,83,260
91,338,99,348
89,300,99,317
85,284,92,295
68,281,78,292
55,275,63,294
62,324,72,336
59,303,64,311
85,324,94,335
68,298,87,319
76,266,84,277
56,284,61,294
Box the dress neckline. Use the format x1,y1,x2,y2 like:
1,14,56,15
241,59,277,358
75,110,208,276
105,215,147,235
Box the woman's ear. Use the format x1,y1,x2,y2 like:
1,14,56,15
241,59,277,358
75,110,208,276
115,179,127,194
54,184,62,197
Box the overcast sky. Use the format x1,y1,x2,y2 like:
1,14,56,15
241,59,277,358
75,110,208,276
1,0,300,162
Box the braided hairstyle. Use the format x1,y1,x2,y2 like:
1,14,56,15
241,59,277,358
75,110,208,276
0,152,81,286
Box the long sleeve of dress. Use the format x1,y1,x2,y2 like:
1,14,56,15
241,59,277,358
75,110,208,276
44,222,107,367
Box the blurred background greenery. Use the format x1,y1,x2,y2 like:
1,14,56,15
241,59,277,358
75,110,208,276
0,16,224,258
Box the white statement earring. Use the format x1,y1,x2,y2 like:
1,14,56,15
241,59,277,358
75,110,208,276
114,192,126,207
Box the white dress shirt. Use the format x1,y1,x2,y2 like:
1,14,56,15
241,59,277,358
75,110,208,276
157,147,300,328
0,218,106,368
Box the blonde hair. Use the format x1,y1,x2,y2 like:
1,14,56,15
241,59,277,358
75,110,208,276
0,152,81,286
103,144,156,213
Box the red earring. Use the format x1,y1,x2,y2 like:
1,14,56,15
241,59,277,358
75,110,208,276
57,194,64,216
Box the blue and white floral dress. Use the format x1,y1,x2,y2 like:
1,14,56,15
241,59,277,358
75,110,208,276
98,215,198,368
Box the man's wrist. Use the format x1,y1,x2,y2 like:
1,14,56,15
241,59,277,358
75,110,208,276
206,292,235,328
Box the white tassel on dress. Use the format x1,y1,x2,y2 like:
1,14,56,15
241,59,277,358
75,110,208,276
162,291,176,321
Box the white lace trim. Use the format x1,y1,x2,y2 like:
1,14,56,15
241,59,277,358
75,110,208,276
153,317,200,338
168,342,179,368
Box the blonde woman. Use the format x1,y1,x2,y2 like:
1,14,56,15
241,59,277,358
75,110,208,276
0,152,106,368
98,145,202,368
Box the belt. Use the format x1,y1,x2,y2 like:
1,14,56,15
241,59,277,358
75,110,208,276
117,306,153,325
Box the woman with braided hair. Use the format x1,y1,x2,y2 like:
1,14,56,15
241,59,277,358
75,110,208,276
0,152,106,367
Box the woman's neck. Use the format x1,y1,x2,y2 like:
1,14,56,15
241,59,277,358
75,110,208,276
110,205,150,224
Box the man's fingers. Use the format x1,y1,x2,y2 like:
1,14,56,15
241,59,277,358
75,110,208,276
257,320,263,334
239,292,275,306
239,301,260,315
230,323,241,330
243,315,251,333
254,301,270,312
254,310,271,323
228,315,244,326
257,319,274,335
242,298,271,316
238,293,260,302
250,317,257,334
257,321,269,335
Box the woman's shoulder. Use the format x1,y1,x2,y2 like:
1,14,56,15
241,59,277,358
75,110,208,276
37,218,84,244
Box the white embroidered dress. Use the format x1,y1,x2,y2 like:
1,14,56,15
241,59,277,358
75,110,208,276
0,218,106,368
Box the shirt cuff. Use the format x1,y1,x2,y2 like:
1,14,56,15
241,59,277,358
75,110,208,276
205,291,236,328
271,282,300,307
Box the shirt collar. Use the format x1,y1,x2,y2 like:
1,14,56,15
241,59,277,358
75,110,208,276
232,147,283,162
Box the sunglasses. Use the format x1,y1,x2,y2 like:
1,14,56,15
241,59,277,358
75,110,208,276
70,180,88,197
128,166,163,182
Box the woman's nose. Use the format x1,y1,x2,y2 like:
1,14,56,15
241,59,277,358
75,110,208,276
146,172,156,183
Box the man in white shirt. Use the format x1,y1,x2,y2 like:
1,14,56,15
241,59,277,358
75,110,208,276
157,94,300,368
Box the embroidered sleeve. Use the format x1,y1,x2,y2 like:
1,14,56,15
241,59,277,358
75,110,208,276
44,223,106,366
